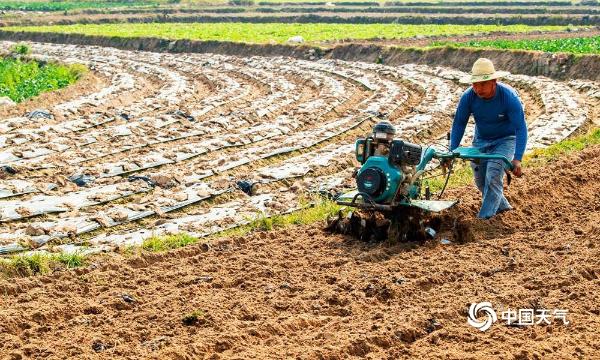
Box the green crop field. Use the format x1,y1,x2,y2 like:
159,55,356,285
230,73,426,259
0,0,580,11
0,0,239,11
0,55,85,102
435,36,600,54
0,1,159,11
3,23,572,44
257,0,562,2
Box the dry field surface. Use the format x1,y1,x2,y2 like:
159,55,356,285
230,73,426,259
0,146,599,359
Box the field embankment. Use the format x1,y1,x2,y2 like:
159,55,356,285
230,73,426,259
1,29,599,81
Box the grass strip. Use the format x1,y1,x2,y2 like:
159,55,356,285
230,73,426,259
0,252,86,277
142,233,197,251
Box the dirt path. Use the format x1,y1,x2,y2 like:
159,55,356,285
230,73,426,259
0,144,598,359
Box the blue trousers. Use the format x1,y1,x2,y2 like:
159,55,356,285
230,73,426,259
470,136,516,219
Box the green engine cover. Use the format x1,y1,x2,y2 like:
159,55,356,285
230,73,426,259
356,156,404,203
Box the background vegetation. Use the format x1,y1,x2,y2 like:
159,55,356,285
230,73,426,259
0,45,86,102
3,23,571,44
0,1,160,11
433,36,600,54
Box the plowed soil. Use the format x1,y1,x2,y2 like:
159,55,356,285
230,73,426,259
0,144,598,359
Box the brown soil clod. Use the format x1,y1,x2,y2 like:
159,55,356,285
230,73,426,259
452,215,476,244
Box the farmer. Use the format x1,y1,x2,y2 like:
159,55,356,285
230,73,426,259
447,58,527,219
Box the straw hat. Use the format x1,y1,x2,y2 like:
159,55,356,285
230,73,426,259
459,58,510,84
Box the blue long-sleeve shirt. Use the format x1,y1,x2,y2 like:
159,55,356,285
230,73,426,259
450,82,528,161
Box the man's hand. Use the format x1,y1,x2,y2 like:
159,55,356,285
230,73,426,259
439,158,451,172
511,160,523,177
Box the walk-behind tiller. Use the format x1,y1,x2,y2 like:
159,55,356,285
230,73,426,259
326,121,514,242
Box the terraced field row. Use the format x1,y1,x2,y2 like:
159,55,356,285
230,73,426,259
3,24,575,44
0,41,595,256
